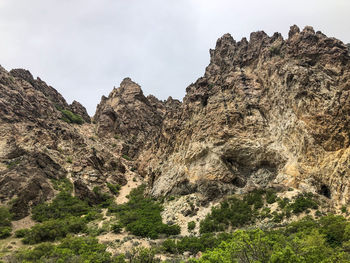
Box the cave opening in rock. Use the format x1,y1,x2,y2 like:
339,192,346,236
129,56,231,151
320,184,331,198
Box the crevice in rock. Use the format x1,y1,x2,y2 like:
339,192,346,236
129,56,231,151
319,184,331,198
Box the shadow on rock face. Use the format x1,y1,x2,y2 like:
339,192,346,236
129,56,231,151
0,151,66,219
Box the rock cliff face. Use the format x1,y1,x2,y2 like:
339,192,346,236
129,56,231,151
0,66,127,219
135,25,350,205
94,77,181,158
1,25,350,219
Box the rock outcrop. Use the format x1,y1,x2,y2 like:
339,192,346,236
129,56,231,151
134,25,350,205
94,78,180,158
1,24,350,218
0,66,127,218
69,100,91,123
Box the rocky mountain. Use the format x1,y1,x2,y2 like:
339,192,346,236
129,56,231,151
1,24,350,262
0,67,127,219
96,25,350,209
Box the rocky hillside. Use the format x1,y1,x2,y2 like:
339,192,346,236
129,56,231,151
98,25,350,208
0,67,128,219
1,24,350,262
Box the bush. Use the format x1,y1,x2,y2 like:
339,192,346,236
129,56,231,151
244,189,265,209
60,109,84,124
0,206,12,239
50,177,73,193
162,232,232,255
32,192,91,222
107,183,121,196
126,247,160,263
0,227,11,239
22,217,87,244
266,189,277,204
92,186,114,208
288,193,318,214
200,197,253,234
114,185,180,239
188,221,196,231
16,236,115,263
15,228,30,238
122,154,132,161
111,223,123,234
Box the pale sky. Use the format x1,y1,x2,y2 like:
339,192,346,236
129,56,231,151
0,0,349,115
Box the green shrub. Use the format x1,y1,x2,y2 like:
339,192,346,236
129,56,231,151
199,197,252,234
122,154,132,161
50,177,73,193
266,189,277,204
288,193,318,214
107,183,121,196
162,232,232,255
111,223,123,234
244,189,265,209
15,228,30,238
0,206,12,239
6,158,21,169
93,186,114,208
126,247,160,263
114,185,180,239
22,217,87,244
188,221,196,231
278,197,290,209
60,109,84,124
0,226,11,239
16,236,115,262
32,192,91,222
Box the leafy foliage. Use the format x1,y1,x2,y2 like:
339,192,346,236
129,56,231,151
113,185,180,239
199,196,253,234
16,236,115,263
189,215,350,262
188,221,196,231
288,193,318,214
162,233,232,255
22,217,87,244
93,186,114,208
32,192,91,222
107,182,121,195
60,109,84,124
0,206,12,239
50,177,73,193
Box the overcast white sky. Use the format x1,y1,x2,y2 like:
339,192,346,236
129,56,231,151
0,0,349,115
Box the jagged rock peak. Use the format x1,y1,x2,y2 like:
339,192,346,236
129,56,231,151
10,68,68,109
288,24,300,38
69,100,91,123
138,25,350,206
109,77,144,100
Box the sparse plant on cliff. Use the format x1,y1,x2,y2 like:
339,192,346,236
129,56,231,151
60,109,84,124
0,206,12,239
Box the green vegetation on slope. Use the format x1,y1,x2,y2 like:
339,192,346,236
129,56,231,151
188,215,350,263
199,189,319,234
111,185,180,239
0,207,12,239
15,236,116,263
32,192,91,222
